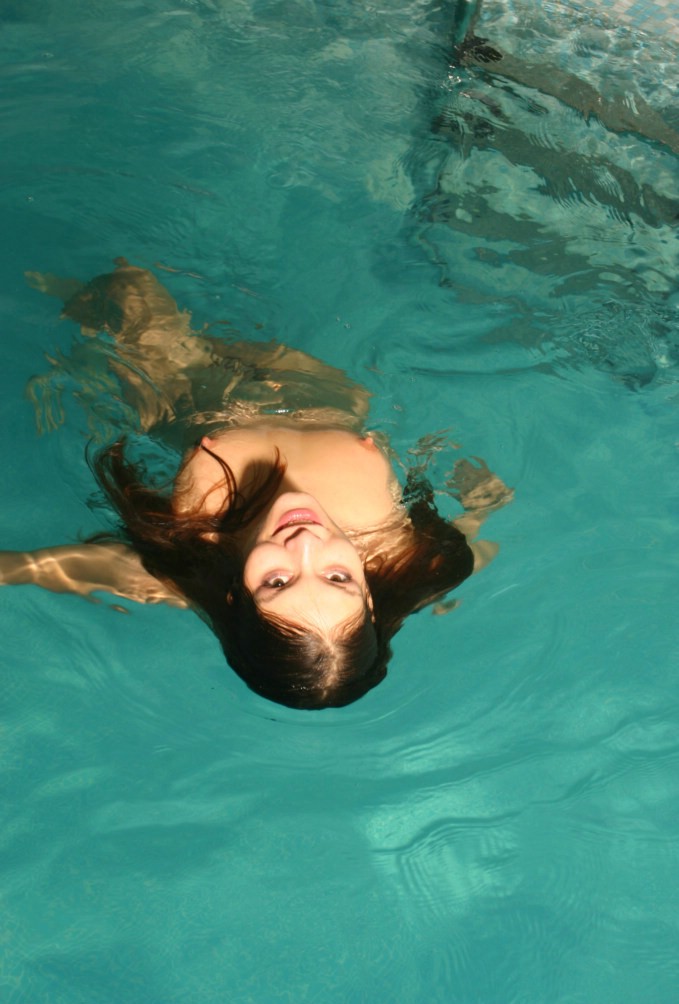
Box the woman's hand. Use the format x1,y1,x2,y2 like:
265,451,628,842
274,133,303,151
448,457,514,550
447,457,515,514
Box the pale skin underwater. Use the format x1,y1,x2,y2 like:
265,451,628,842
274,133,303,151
2,260,513,643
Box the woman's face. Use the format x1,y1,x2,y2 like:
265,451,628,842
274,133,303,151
242,493,371,633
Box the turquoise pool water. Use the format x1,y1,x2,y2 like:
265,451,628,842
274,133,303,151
1,1,678,1001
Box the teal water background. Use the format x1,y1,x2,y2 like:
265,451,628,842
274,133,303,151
1,1,678,1001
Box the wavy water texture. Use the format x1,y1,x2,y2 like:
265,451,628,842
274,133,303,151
2,2,679,1003
406,0,679,388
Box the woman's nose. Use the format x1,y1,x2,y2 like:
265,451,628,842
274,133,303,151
279,526,325,550
282,527,322,551
282,529,329,568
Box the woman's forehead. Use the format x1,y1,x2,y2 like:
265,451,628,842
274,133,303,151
258,580,366,631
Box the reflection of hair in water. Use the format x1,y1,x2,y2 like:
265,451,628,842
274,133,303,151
93,441,474,709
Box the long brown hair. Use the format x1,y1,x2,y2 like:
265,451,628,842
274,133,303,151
90,441,473,708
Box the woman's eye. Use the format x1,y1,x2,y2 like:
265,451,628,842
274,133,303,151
326,571,352,583
264,575,289,588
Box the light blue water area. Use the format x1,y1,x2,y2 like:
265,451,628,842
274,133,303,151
1,1,679,1002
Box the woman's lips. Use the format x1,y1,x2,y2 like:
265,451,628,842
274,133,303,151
274,508,321,534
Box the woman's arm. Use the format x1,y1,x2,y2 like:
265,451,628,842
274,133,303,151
0,542,188,607
449,457,514,573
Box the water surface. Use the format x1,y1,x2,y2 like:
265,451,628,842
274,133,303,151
1,1,678,1001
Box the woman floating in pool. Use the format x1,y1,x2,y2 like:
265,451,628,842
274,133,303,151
1,260,512,709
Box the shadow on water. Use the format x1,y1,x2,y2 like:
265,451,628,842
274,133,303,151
403,0,679,389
